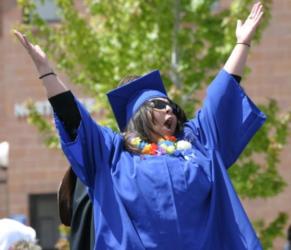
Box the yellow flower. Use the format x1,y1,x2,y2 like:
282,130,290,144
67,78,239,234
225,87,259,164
159,143,168,151
142,144,152,154
166,145,176,154
131,137,141,146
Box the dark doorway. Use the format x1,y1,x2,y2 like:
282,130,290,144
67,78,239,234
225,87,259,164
29,193,60,250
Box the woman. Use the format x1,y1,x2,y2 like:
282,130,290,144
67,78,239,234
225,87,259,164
15,2,265,249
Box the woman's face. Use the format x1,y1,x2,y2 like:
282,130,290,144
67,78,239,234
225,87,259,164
148,98,177,141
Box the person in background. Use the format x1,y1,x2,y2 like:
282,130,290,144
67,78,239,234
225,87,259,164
0,218,40,250
11,240,41,250
58,167,94,250
284,225,291,250
14,2,266,249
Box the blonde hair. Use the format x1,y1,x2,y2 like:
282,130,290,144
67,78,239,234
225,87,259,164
12,240,42,250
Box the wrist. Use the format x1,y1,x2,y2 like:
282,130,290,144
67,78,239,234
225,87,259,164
237,39,251,46
39,72,56,79
36,64,53,75
236,42,251,48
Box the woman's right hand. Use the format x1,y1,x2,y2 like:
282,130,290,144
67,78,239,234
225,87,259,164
14,30,51,74
235,2,263,45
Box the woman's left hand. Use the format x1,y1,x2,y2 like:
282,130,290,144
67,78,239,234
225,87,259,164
236,2,264,44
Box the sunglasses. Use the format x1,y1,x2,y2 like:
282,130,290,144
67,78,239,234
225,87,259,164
149,99,176,111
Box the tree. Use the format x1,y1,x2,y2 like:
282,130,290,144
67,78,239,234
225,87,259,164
17,0,290,248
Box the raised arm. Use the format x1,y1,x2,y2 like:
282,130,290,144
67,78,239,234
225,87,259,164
14,30,68,98
223,2,264,76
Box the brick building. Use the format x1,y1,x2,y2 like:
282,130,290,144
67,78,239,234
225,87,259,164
0,0,290,249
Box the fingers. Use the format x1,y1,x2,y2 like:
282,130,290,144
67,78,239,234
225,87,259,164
13,30,32,51
13,29,36,54
254,2,263,17
251,2,263,26
22,34,34,51
253,2,261,15
249,2,263,20
13,30,28,49
254,10,264,26
254,4,263,22
248,3,258,18
251,2,259,15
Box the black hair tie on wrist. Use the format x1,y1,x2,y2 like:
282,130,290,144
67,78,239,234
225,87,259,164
236,42,251,48
39,72,56,79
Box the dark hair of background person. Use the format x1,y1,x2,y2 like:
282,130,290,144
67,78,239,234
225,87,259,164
288,225,291,242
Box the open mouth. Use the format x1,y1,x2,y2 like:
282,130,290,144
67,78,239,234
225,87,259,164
164,117,173,130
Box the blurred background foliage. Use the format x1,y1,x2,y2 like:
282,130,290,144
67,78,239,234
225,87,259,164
16,0,290,248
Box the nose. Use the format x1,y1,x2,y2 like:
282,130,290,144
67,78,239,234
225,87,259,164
165,104,173,113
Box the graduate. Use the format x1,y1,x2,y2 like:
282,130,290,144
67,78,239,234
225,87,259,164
14,2,265,249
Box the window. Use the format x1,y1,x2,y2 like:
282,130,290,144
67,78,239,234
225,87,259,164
212,1,219,11
29,193,60,250
33,0,60,22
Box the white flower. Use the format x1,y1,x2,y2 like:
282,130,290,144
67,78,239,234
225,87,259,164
176,140,192,150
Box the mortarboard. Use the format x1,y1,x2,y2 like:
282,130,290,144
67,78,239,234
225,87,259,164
107,70,168,131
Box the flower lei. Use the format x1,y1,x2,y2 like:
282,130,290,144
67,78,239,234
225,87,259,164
130,135,192,155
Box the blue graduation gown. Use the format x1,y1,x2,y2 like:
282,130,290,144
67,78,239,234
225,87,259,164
54,69,266,250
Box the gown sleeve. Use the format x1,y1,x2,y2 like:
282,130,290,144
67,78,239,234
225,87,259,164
184,69,266,168
49,91,81,141
52,93,118,188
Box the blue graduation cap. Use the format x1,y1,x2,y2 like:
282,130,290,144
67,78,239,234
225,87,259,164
107,70,168,131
